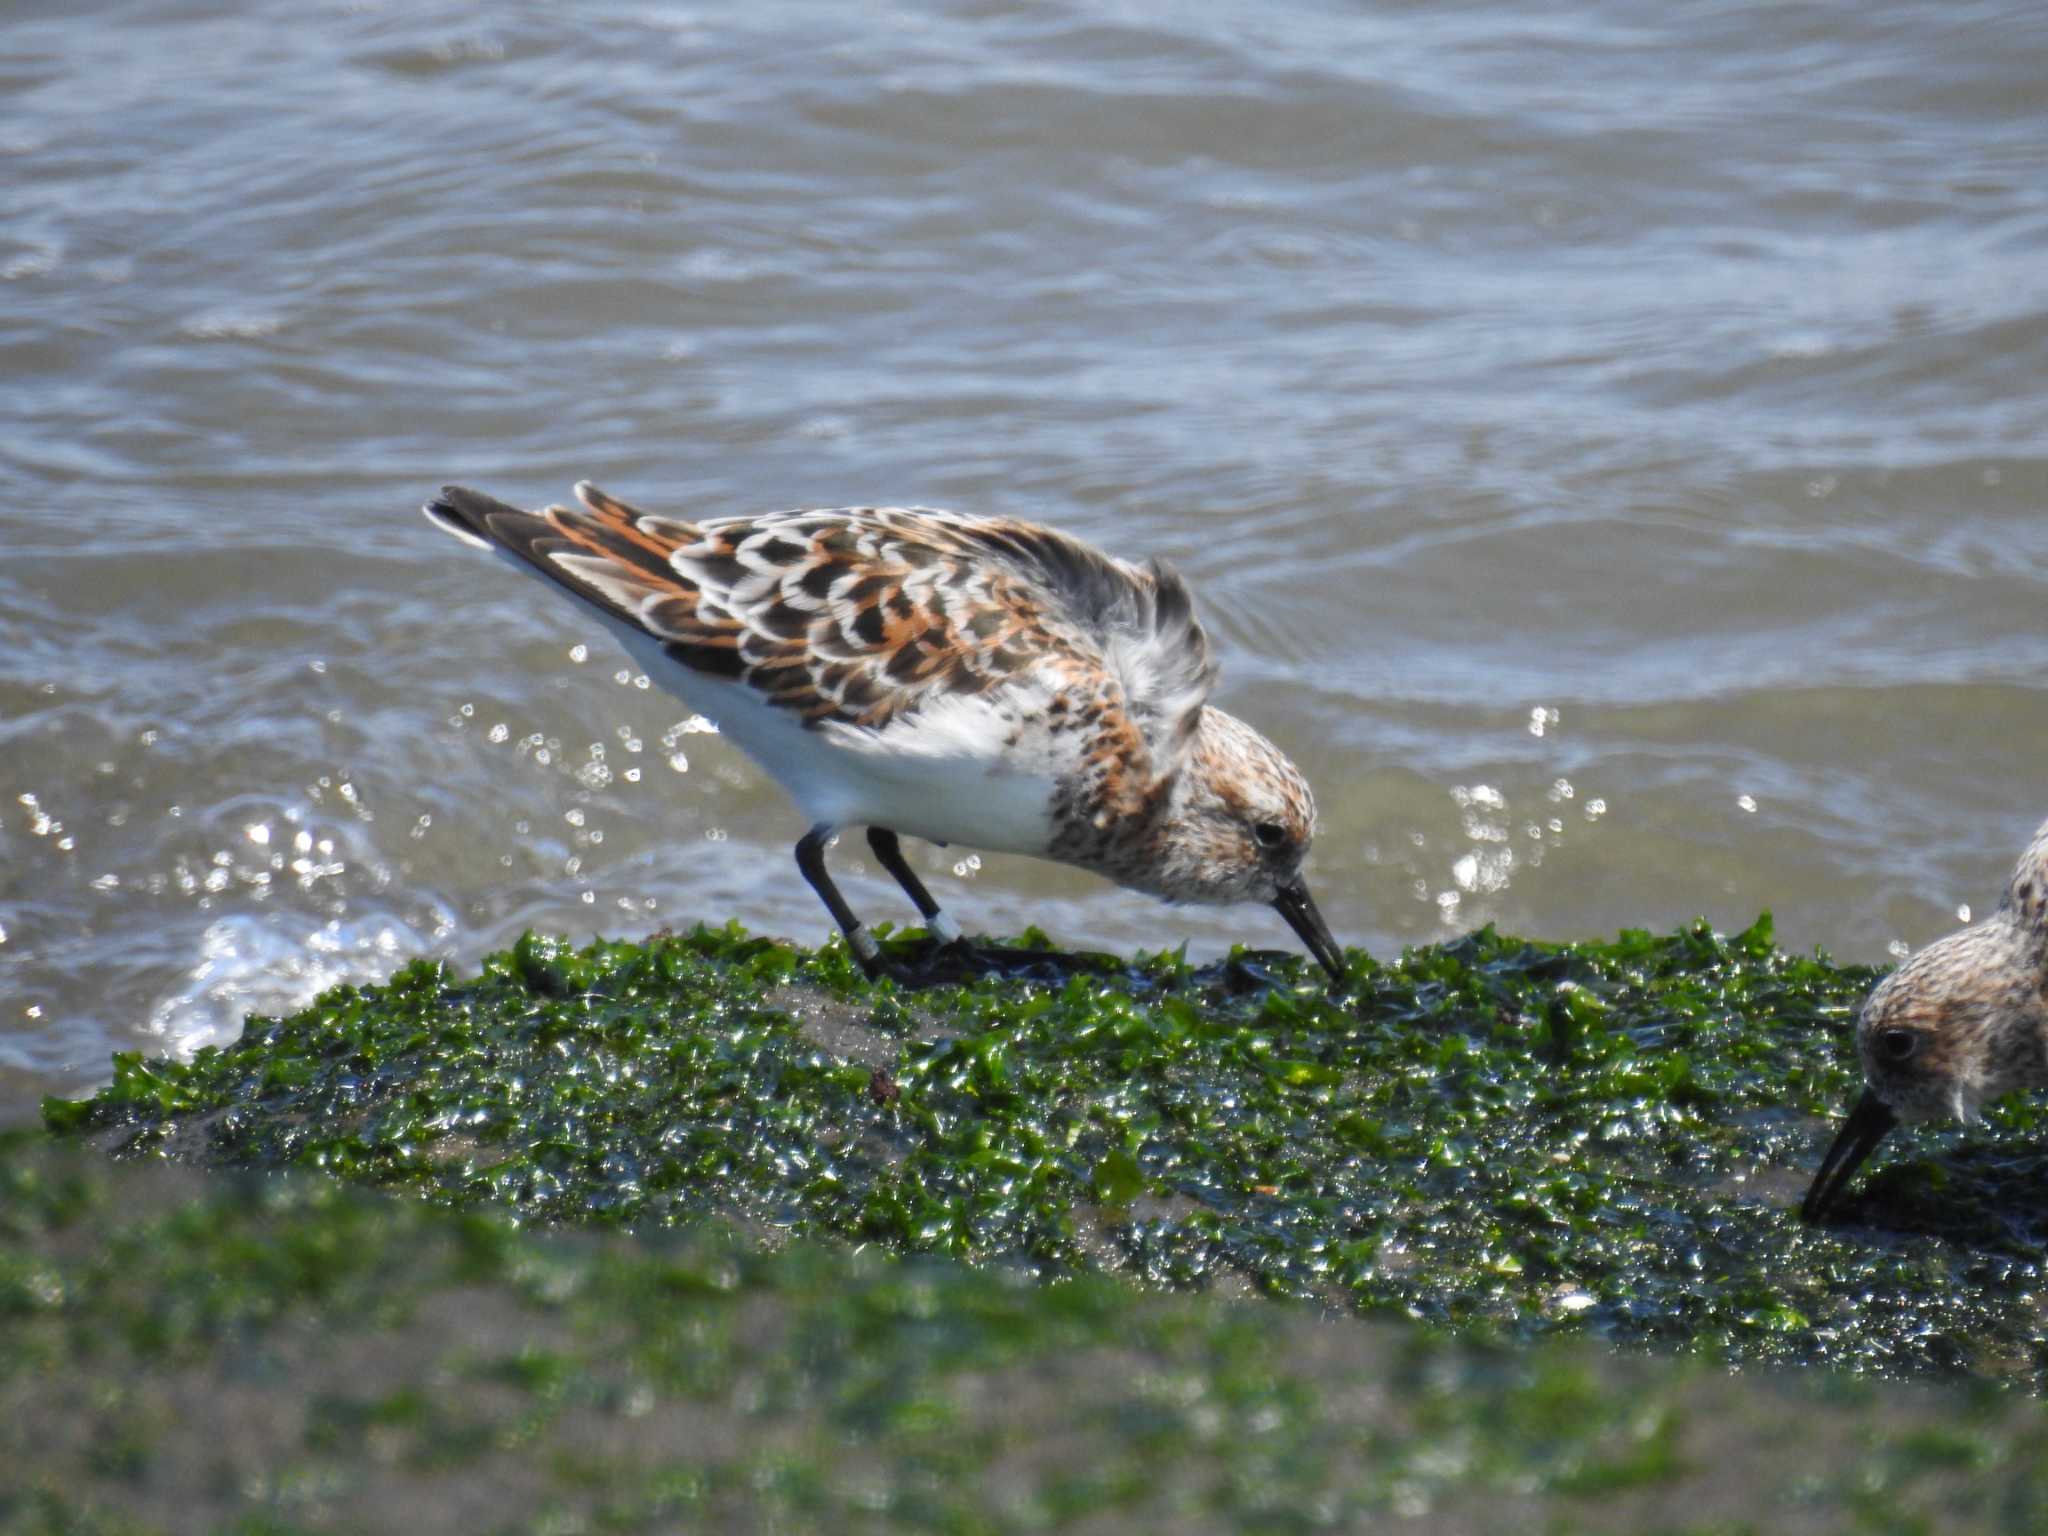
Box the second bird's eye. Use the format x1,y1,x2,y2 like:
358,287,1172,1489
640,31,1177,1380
1253,822,1288,850
1878,1028,1918,1064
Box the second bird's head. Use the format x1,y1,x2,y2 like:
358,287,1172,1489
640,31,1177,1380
1851,922,2048,1127
1803,823,2048,1222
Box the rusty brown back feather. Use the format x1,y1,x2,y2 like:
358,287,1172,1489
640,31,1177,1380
424,483,1218,775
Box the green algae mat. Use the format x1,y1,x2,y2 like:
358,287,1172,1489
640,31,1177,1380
7,1134,2047,1536
16,918,2048,1532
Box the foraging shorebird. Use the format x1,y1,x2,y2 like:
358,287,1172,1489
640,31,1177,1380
423,483,1346,984
1803,817,2048,1222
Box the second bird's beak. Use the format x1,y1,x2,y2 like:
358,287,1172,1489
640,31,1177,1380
1273,880,1346,984
1800,1088,1897,1224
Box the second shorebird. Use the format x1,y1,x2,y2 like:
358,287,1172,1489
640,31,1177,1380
423,482,1346,984
1803,817,2048,1222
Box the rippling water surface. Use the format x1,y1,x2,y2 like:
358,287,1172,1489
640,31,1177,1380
4,0,2046,1116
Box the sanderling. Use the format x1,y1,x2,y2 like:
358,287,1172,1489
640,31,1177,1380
423,482,1345,984
1803,816,2048,1222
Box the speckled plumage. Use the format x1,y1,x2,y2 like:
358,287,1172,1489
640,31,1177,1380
422,482,1345,982
1803,817,2048,1221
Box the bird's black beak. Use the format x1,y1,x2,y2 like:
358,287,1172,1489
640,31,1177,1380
1272,880,1346,984
1800,1088,1897,1224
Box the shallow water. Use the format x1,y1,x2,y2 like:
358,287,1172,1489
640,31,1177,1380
3,0,2046,1116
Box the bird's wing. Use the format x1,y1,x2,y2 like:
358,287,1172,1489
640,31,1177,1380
940,516,1218,773
426,484,1212,755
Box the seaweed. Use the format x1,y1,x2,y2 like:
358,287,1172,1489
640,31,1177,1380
6,1132,2048,1534
42,915,2048,1386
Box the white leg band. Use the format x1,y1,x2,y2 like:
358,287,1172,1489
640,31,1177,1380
847,925,880,963
928,910,963,944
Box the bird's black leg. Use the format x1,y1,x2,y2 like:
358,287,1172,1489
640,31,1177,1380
795,825,882,978
866,827,964,947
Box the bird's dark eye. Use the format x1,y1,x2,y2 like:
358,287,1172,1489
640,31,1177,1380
1878,1028,1918,1064
1253,822,1288,850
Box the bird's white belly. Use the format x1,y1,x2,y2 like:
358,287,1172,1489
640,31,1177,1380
608,623,1059,854
810,735,1057,853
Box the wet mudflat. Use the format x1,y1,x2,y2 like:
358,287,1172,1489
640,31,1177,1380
15,922,2048,1530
